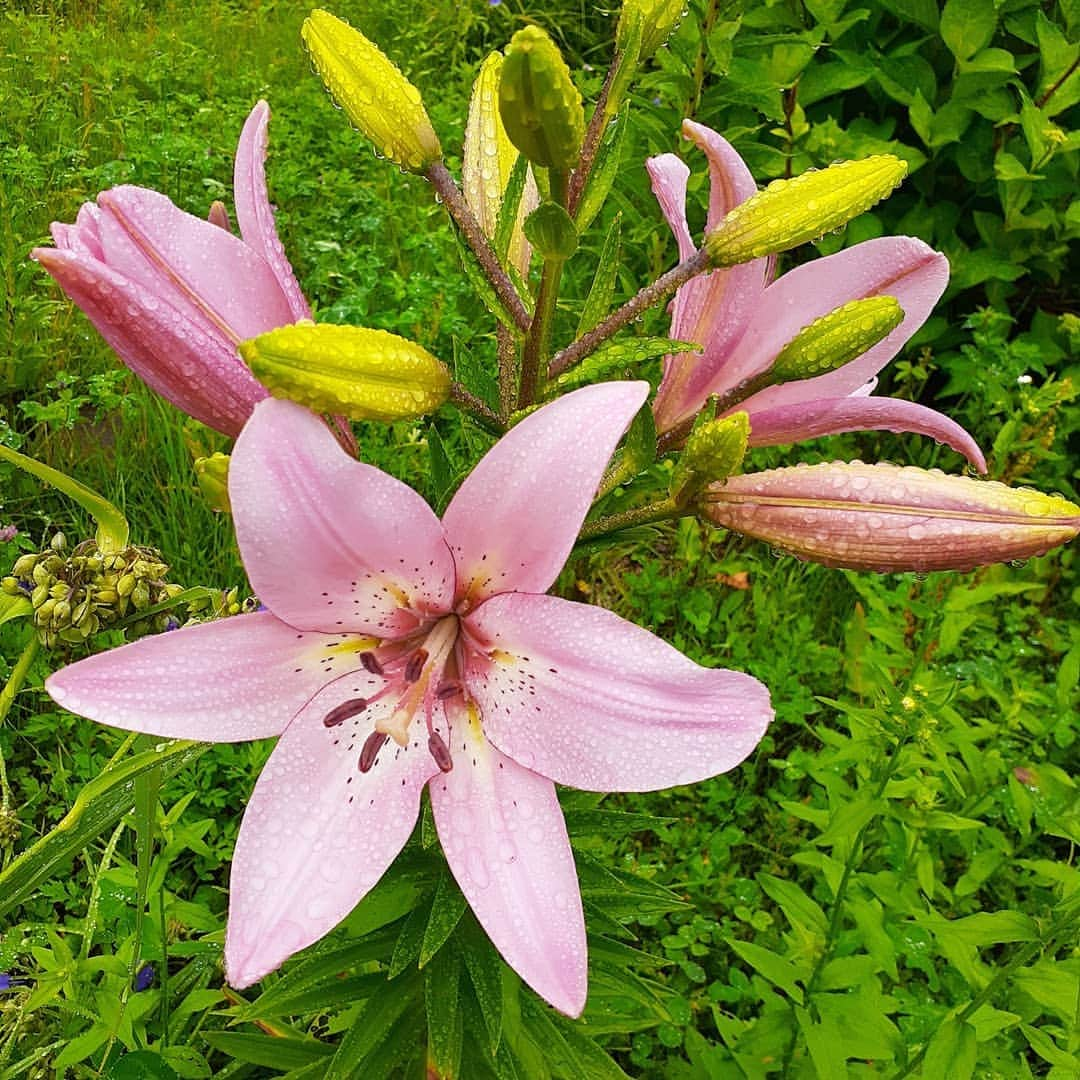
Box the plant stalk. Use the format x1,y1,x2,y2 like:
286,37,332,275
567,59,617,216
426,162,530,333
578,498,682,542
0,635,40,815
548,248,710,378
449,382,503,435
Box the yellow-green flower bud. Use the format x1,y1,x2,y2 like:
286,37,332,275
705,156,907,268
523,201,578,261
35,598,56,623
49,581,69,600
194,453,232,514
131,580,151,609
1,577,19,596
52,599,72,626
12,554,38,578
31,584,49,608
771,297,904,384
499,26,585,171
616,0,684,60
670,411,750,505
117,573,137,598
241,323,452,422
302,9,441,174
31,561,52,587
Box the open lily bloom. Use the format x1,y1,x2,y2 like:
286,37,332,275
648,120,984,472
33,101,306,437
46,383,773,1016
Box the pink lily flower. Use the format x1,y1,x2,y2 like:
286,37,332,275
32,101,307,437
648,120,985,473
45,383,772,1016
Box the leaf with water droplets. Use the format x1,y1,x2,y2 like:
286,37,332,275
425,943,464,1079
462,920,505,1054
576,214,622,339
555,337,698,391
389,894,434,977
576,111,629,234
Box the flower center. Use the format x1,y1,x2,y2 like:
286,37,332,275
323,615,462,775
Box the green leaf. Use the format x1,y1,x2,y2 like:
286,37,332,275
940,0,997,62
0,593,32,627
757,873,828,937
494,154,530,266
463,923,504,1054
0,741,205,921
922,1018,977,1079
728,940,806,1002
420,870,468,966
425,944,463,1079
555,338,698,391
53,1025,111,1070
324,972,420,1079
0,443,128,551
576,214,622,339
452,231,529,332
132,758,161,972
107,1051,180,1080
564,808,674,839
520,996,631,1078
202,1032,333,1070
576,111,629,234
876,0,939,31
390,897,432,977
794,1007,846,1080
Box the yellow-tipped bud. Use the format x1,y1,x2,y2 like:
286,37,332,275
302,9,441,173
670,411,750,505
194,452,232,514
241,323,451,422
617,0,684,60
499,26,585,171
771,296,904,385
705,156,908,268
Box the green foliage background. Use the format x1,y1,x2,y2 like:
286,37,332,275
0,0,1077,1077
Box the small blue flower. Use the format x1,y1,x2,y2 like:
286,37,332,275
133,963,155,992
0,973,31,990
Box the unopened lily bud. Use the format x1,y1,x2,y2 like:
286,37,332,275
241,323,451,422
703,462,1080,572
671,412,749,505
499,26,585,171
523,202,578,261
302,9,441,174
207,201,231,231
194,452,232,514
771,297,904,385
705,156,907,268
617,0,684,60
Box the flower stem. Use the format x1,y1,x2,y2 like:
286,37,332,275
426,162,531,333
518,169,570,411
567,59,616,217
449,382,503,435
578,498,682,542
496,325,517,425
548,248,711,378
0,635,40,814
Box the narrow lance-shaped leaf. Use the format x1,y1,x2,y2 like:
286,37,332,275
0,444,129,552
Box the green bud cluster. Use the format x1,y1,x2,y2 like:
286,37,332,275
616,0,685,61
2,535,183,648
0,807,20,847
670,411,750,505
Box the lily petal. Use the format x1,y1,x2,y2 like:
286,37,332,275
231,398,455,637
95,185,295,343
746,397,987,472
45,612,368,741
226,680,440,987
430,715,587,1017
682,119,758,230
725,237,949,408
703,462,1080,571
233,101,312,322
646,154,696,262
442,382,649,605
464,593,772,791
32,247,266,436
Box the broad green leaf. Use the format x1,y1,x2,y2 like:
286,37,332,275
52,1025,111,1071
728,940,806,1002
420,870,468,966
0,593,31,627
795,1006,846,1080
876,0,939,31
922,1018,977,1079
0,741,205,921
564,808,674,839
107,1052,180,1080
0,443,128,552
757,872,828,937
520,996,631,1079
940,0,997,62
